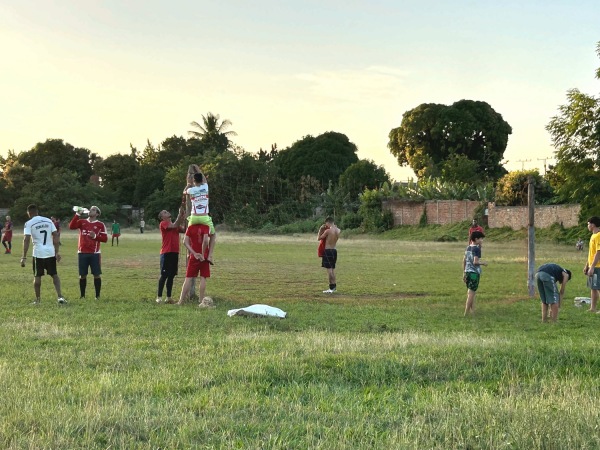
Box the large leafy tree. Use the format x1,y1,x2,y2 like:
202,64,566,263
274,131,359,188
10,165,111,221
0,151,30,207
388,100,512,182
546,42,600,216
159,135,205,165
17,139,99,184
95,153,140,205
188,112,237,154
338,159,391,201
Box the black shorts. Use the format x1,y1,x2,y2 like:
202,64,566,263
322,249,337,269
32,256,58,277
78,253,102,276
160,252,179,277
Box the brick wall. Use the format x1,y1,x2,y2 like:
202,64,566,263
382,199,581,229
382,200,480,226
487,203,580,230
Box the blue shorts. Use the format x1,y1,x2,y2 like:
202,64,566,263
587,268,600,290
535,271,558,304
78,253,102,277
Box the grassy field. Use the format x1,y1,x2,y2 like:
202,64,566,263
1,229,599,449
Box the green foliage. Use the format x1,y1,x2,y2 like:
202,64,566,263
17,139,98,185
545,42,600,218
95,153,139,205
338,159,391,201
418,209,428,227
10,166,109,221
134,164,167,207
358,188,393,232
339,211,362,230
1,159,33,207
227,204,263,228
321,181,350,219
188,112,236,154
274,131,359,187
394,177,494,201
388,100,512,182
495,170,555,206
147,159,196,221
440,153,481,183
259,218,322,234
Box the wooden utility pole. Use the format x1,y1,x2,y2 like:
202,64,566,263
516,159,531,170
537,157,552,175
527,175,535,297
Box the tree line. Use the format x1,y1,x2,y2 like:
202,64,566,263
0,113,390,230
2,42,599,229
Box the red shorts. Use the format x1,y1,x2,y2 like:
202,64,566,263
185,255,211,278
2,231,12,242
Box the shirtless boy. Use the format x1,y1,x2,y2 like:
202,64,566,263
318,217,340,293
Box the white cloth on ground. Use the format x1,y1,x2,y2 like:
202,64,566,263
227,304,287,318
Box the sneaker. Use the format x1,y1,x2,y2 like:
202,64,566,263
32,300,40,305
95,297,99,301
323,289,336,294
58,297,67,304
156,297,163,304
165,298,177,304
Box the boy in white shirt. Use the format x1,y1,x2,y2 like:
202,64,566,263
183,171,216,264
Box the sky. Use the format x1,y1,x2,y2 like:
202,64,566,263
0,0,599,181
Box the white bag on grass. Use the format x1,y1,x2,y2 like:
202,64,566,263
227,304,287,319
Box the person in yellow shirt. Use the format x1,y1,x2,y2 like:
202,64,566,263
583,216,600,313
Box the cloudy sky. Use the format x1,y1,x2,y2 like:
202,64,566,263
1,0,598,180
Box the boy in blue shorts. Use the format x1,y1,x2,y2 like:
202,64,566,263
535,263,571,322
463,230,487,316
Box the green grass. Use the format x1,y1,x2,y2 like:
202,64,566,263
0,229,599,449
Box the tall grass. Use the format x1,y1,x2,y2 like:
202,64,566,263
0,229,598,449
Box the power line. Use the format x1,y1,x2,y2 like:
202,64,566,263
537,157,553,174
515,159,531,170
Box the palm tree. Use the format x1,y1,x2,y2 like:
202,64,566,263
188,113,237,153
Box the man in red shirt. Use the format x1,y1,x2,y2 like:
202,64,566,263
69,205,108,300
177,224,211,306
468,219,484,239
156,206,186,304
2,215,13,254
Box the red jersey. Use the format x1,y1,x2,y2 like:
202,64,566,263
318,239,326,257
318,225,329,257
469,225,484,237
160,220,184,254
185,224,210,254
69,214,108,253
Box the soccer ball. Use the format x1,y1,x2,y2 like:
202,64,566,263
199,296,215,308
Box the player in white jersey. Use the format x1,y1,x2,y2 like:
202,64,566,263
183,171,216,264
21,204,66,305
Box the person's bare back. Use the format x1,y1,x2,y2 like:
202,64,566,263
322,224,340,249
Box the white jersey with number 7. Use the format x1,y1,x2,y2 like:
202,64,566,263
24,216,57,258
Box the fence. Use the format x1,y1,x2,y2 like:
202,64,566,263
383,200,581,229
